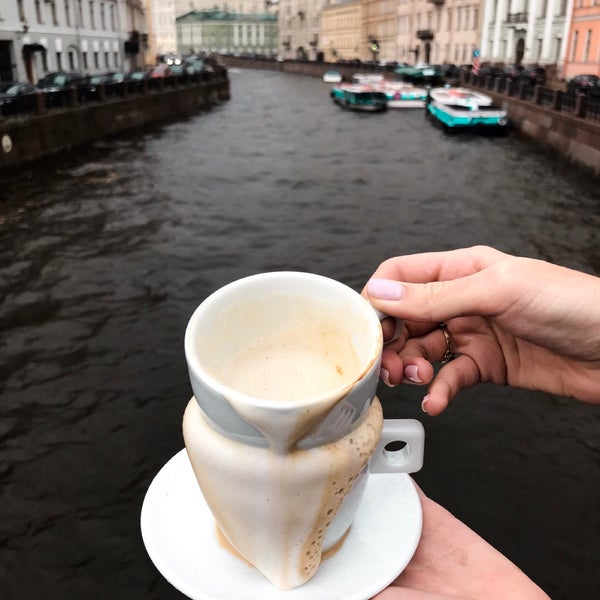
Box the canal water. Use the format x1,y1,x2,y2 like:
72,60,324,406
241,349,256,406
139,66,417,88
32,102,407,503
0,69,598,600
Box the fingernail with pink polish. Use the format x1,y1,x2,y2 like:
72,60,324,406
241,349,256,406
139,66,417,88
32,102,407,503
367,278,406,301
404,364,422,383
380,367,394,387
421,394,430,414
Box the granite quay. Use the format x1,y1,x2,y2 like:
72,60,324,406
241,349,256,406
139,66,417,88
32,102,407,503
0,69,230,171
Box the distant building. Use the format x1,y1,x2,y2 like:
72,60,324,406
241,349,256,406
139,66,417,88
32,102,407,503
321,0,362,62
562,0,599,79
176,10,278,56
278,0,324,60
0,0,148,83
362,0,397,63
480,0,571,68
174,0,270,16
150,0,178,57
395,0,481,66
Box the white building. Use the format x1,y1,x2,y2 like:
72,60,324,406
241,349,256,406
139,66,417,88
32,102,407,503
480,0,572,67
0,0,147,83
151,0,177,55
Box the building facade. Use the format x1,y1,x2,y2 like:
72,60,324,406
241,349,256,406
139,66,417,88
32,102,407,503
0,0,148,83
321,0,362,62
150,0,177,56
174,0,270,15
362,0,398,62
278,0,324,59
562,0,600,79
395,0,481,65
176,10,278,56
480,0,572,69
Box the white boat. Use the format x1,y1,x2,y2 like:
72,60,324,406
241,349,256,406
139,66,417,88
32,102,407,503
323,70,343,83
426,87,508,130
373,81,428,108
351,73,385,84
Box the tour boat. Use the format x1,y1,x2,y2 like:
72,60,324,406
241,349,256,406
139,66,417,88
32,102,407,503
373,81,428,108
426,87,508,130
323,70,343,83
330,84,388,112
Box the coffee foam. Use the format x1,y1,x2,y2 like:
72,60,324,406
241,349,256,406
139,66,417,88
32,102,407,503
183,396,383,589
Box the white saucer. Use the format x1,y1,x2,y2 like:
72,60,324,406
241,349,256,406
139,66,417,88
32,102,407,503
141,449,422,600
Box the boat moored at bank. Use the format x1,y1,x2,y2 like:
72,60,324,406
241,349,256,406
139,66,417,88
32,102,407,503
330,84,388,112
374,81,428,108
426,87,508,131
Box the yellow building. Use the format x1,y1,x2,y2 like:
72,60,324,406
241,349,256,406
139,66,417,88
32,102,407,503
321,0,363,62
362,0,398,62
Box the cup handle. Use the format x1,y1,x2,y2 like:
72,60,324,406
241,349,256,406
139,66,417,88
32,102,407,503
369,419,424,474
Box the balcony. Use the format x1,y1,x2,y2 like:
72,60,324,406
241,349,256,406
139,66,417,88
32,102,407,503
506,12,528,23
427,0,445,5
416,30,434,41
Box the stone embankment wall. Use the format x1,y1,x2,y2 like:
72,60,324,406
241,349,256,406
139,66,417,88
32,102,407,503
0,78,230,171
222,56,600,177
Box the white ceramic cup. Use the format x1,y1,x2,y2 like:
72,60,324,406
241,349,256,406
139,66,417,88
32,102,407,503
183,272,424,589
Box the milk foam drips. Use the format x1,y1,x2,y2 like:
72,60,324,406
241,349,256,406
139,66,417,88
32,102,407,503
183,396,383,589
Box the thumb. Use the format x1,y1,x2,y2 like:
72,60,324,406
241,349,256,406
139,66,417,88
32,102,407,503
366,272,498,323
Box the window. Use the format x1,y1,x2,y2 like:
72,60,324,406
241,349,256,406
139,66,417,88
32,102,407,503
35,0,42,24
78,0,84,26
94,51,99,69
114,51,119,67
65,0,71,26
570,30,578,62
104,51,109,68
101,3,105,29
583,29,591,61
56,51,63,70
42,50,48,71
68,50,75,69
90,1,96,29
83,51,88,69
17,0,25,21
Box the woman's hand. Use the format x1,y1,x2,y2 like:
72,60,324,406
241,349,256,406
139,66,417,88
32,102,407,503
363,246,600,415
370,484,550,600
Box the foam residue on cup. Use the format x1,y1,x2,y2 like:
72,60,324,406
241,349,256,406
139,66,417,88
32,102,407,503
202,293,379,453
183,396,384,589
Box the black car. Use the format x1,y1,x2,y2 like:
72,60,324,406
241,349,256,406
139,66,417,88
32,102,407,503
36,71,87,106
518,65,547,86
566,74,600,98
0,82,39,116
80,72,119,100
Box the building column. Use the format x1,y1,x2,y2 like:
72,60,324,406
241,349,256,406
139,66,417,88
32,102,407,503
492,0,507,60
480,0,494,60
524,0,538,61
540,0,556,61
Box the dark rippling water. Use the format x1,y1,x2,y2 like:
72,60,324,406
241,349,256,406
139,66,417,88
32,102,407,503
1,69,598,600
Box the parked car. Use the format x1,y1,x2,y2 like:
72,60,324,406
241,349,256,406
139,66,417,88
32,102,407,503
518,65,547,86
0,81,18,94
149,64,171,78
566,74,600,98
0,82,39,115
37,71,87,106
80,72,118,100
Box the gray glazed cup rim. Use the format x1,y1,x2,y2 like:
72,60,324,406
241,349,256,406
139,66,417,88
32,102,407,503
184,271,383,413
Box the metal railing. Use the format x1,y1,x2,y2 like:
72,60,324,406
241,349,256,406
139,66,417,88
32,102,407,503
466,72,600,123
0,69,228,120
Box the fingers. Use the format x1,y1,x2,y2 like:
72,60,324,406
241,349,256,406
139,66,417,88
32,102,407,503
363,246,512,324
379,325,483,415
422,355,481,416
